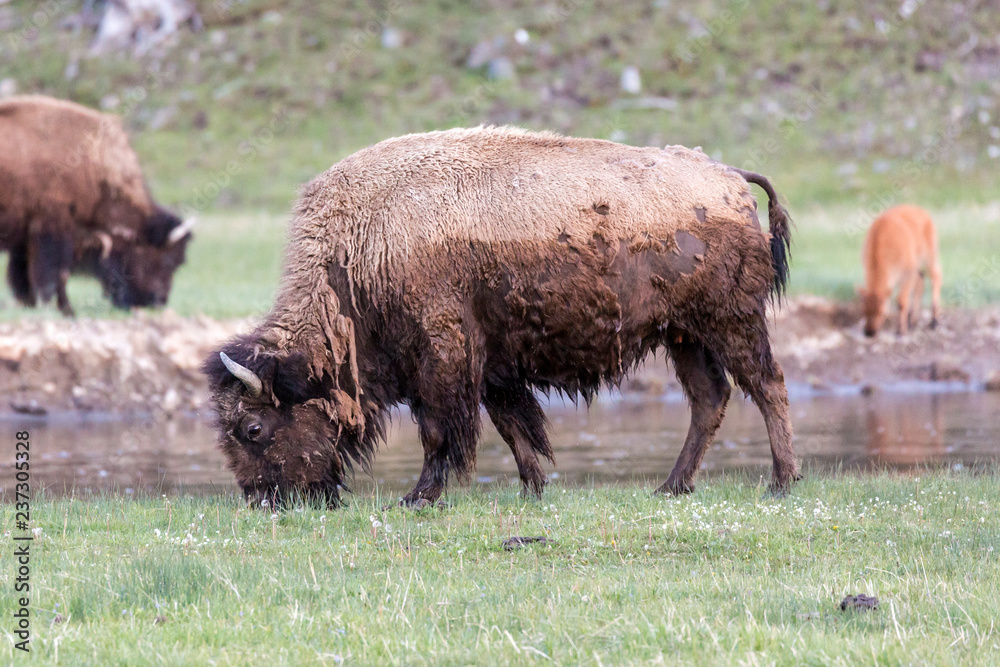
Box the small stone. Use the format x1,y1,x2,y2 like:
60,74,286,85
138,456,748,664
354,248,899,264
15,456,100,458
840,594,879,612
487,57,515,81
929,359,970,382
11,400,47,416
621,66,642,94
381,27,402,49
985,371,1000,392
502,536,548,551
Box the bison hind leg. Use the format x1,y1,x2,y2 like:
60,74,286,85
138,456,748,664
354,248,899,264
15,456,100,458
484,382,552,499
657,340,731,496
710,315,799,494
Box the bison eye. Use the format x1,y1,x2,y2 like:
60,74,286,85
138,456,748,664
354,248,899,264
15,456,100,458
247,423,263,440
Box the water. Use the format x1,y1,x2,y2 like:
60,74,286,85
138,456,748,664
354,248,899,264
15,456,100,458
3,391,998,499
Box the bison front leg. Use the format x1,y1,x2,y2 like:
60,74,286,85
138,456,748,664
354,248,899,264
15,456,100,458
5,243,36,308
402,313,484,506
484,383,554,499
657,341,731,496
27,229,75,316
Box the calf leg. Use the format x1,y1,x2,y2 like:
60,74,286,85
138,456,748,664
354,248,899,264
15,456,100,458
484,382,553,498
657,341,731,495
929,259,942,328
909,271,925,330
895,270,919,336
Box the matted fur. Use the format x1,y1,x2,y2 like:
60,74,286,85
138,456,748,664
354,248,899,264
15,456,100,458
206,126,798,506
0,95,190,314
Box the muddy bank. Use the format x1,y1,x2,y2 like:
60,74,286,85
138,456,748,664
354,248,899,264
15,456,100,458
1,297,999,416
0,312,252,416
632,296,1000,395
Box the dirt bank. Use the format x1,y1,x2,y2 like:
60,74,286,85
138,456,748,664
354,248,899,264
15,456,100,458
0,312,252,416
2,298,999,417
632,296,1000,395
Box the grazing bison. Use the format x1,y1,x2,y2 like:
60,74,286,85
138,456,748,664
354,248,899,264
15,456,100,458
205,126,798,507
858,204,941,337
0,95,193,316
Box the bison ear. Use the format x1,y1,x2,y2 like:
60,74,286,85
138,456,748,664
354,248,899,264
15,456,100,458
272,352,319,404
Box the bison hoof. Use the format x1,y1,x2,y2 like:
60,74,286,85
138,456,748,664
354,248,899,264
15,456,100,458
397,497,449,510
767,475,800,498
655,479,694,496
521,478,547,500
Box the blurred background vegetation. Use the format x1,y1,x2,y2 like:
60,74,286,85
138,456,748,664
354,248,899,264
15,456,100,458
1,0,999,317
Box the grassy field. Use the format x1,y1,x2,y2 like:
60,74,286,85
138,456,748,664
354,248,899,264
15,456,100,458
2,471,999,664
3,199,998,321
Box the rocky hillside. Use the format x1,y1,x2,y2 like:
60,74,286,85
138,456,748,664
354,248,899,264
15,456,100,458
2,0,998,213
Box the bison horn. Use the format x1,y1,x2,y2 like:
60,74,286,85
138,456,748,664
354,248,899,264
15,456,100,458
168,216,197,245
95,232,113,261
219,352,263,398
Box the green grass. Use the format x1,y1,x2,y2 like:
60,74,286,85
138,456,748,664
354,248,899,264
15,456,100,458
3,471,1000,664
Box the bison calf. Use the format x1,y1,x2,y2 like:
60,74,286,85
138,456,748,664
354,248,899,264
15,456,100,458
0,95,193,315
858,204,942,337
205,126,798,507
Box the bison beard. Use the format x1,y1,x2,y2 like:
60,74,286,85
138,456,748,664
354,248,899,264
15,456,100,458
204,127,799,508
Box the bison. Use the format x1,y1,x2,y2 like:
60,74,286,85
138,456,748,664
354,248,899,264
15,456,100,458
204,126,798,507
0,95,193,316
858,204,942,337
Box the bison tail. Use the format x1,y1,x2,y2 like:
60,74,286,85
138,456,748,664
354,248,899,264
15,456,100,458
731,168,792,300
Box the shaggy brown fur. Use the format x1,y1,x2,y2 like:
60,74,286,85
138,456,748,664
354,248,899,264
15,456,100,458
858,204,941,337
0,95,192,315
205,126,798,507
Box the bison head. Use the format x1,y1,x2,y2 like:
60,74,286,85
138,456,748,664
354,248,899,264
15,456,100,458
857,286,887,337
96,209,194,308
203,337,362,507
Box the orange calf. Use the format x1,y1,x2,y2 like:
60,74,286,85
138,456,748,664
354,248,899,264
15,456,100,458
858,205,942,337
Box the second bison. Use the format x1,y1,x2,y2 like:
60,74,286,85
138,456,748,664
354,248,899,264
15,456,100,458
0,95,193,315
205,126,798,506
